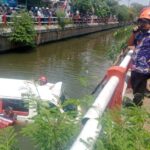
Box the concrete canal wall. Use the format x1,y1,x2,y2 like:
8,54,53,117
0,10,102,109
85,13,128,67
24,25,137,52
0,23,126,52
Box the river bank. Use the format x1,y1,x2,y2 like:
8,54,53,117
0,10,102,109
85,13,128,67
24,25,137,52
0,22,128,52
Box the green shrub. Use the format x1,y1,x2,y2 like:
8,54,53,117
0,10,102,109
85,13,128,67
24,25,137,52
10,11,36,47
56,9,72,29
0,127,19,150
22,100,80,150
107,26,132,63
95,107,150,150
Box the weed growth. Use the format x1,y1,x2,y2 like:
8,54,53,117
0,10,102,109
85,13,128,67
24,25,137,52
95,107,150,150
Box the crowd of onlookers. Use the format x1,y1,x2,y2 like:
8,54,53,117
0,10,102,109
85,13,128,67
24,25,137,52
0,2,118,24
28,1,71,19
0,4,15,15
0,2,70,18
29,7,55,18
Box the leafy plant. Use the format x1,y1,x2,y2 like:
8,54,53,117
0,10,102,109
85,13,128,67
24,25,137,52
56,9,71,29
22,99,81,150
0,127,19,150
93,0,110,18
79,95,94,114
74,0,93,14
107,26,132,63
10,11,36,47
20,80,95,150
95,107,150,150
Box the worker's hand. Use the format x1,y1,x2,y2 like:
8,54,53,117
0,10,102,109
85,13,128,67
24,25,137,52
132,26,140,33
128,46,135,50
146,79,150,91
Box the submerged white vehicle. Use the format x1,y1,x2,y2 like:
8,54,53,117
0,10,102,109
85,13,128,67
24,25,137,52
0,77,63,128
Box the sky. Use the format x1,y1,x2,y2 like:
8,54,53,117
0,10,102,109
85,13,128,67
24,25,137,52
120,0,150,6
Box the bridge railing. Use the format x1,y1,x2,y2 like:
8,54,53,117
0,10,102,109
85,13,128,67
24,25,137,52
70,50,133,150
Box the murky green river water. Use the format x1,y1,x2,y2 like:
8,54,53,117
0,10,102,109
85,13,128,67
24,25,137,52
0,29,117,149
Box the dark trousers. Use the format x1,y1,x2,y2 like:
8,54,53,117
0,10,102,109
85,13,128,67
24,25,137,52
131,71,150,105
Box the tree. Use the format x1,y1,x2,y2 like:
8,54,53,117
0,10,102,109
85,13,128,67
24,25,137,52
130,2,145,16
105,0,119,16
116,5,130,22
18,0,46,8
71,0,110,17
73,0,93,15
93,0,110,17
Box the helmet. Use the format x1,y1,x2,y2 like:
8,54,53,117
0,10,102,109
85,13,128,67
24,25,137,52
139,7,150,20
39,76,47,85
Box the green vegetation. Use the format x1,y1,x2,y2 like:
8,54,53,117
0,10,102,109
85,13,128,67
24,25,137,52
56,8,66,29
0,70,149,150
95,107,150,150
72,0,93,15
71,0,110,18
0,127,19,150
22,105,80,150
10,11,36,47
1,1,148,149
94,1,110,18
56,8,72,29
107,26,132,63
1,99,150,150
9,0,145,48
21,93,94,150
131,2,145,17
70,0,144,22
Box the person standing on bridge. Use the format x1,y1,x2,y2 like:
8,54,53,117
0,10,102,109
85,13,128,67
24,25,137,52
128,7,150,106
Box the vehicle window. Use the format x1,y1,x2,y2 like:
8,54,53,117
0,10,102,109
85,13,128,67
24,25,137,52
2,99,29,112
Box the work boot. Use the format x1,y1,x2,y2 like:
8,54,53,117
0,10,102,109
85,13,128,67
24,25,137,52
133,93,144,106
123,97,135,107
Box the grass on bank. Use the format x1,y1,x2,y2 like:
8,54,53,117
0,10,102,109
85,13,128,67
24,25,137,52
95,106,150,150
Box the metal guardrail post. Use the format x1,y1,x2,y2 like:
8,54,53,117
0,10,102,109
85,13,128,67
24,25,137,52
38,16,41,27
2,14,7,27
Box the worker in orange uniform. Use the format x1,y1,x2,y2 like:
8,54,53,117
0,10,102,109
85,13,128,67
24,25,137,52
128,7,150,106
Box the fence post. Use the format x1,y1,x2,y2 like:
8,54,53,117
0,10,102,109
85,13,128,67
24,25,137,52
2,14,7,27
0,99,3,113
107,66,127,108
38,16,41,27
48,17,51,26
